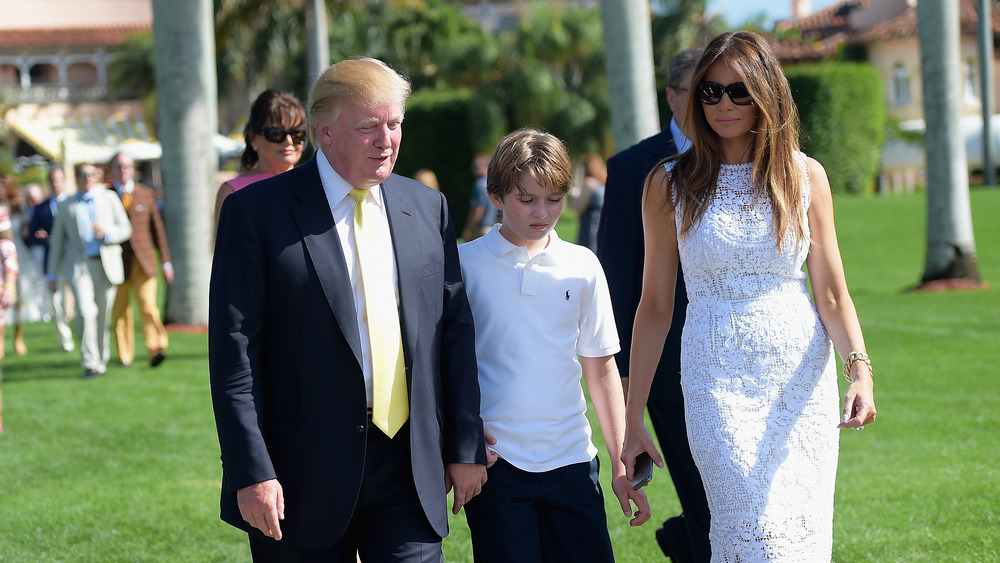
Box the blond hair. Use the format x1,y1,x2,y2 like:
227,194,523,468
487,128,573,199
307,57,412,146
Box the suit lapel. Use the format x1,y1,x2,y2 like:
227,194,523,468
382,176,419,371
289,160,364,366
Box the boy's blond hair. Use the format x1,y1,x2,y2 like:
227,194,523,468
486,128,572,199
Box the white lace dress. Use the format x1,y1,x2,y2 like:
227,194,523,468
670,158,840,562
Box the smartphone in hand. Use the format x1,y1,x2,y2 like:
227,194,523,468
632,452,653,490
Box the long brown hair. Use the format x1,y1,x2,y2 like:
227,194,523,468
664,31,805,252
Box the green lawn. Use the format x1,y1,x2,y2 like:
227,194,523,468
1,190,998,561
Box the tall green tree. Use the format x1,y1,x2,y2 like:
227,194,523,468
650,0,726,127
108,32,158,126
214,0,310,112
327,0,498,91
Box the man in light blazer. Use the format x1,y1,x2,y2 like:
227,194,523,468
596,48,710,562
210,58,488,562
47,162,132,378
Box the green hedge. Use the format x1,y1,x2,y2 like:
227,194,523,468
786,62,886,194
395,88,482,229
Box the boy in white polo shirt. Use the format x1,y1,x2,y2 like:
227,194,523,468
459,128,650,562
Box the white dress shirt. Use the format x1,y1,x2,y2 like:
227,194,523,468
316,150,400,407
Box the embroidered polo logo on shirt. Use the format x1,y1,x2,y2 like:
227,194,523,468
565,290,570,301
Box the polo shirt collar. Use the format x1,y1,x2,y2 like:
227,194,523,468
483,225,561,262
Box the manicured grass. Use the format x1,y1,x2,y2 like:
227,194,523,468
1,189,997,561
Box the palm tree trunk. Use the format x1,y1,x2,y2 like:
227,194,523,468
152,0,217,324
599,0,660,152
306,0,330,91
917,0,982,284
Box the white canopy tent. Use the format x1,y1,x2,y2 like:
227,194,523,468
4,104,243,168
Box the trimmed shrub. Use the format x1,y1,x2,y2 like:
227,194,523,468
395,88,483,228
786,62,886,194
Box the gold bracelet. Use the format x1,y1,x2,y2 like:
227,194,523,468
843,351,872,383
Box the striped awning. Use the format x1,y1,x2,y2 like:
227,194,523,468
4,106,243,165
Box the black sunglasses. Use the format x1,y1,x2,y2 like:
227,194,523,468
259,127,307,145
697,81,754,106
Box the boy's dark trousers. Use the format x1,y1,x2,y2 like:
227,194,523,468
464,457,615,563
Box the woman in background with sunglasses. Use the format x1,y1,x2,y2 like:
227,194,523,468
214,89,307,229
622,30,876,561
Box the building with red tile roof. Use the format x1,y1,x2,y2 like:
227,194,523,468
0,0,151,104
774,0,1000,191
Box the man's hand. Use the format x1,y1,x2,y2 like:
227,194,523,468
162,263,175,285
236,479,285,540
444,463,487,515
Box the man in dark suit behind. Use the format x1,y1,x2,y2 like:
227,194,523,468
209,57,488,562
596,47,710,563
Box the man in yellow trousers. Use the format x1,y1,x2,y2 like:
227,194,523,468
108,152,173,367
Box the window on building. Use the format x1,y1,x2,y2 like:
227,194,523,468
0,65,20,86
67,62,98,86
29,63,58,85
893,63,910,107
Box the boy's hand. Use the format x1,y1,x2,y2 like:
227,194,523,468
611,475,651,526
484,426,499,468
621,423,663,481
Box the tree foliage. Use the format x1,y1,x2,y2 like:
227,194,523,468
107,31,158,126
214,0,310,102
650,0,727,128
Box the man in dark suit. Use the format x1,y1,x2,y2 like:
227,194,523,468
209,57,488,562
26,167,75,352
108,152,173,368
596,47,710,563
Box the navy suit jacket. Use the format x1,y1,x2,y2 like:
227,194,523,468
209,157,486,550
596,129,688,404
26,197,56,273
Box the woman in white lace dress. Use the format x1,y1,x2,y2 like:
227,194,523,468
622,31,877,562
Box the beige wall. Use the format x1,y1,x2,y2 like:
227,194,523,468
66,63,98,85
868,35,998,122
868,38,923,121
0,0,151,29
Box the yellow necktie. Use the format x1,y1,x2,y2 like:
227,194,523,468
349,188,408,437
119,188,132,210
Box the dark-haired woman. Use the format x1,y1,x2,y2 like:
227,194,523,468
214,89,306,229
623,31,876,561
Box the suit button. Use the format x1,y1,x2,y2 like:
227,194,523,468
355,424,365,433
